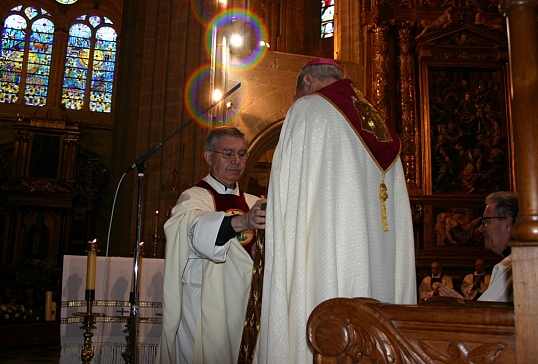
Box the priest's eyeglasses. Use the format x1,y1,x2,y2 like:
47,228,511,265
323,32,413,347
481,216,507,227
211,149,249,161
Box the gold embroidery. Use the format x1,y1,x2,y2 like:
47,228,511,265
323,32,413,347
351,84,393,143
349,84,392,232
237,225,265,363
379,173,389,232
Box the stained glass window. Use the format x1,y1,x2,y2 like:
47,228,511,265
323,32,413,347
321,0,334,39
0,6,54,106
62,15,117,112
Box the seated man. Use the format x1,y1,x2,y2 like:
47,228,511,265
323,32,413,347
419,261,453,300
439,191,518,302
460,258,491,300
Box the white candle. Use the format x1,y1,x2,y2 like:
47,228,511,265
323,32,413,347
86,239,97,290
45,291,52,321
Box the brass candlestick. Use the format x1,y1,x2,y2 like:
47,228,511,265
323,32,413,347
74,289,97,364
76,239,100,364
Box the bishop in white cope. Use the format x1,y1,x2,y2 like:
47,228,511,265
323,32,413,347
256,58,417,364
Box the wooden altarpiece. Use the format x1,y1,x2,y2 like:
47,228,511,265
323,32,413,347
0,107,106,286
363,0,513,281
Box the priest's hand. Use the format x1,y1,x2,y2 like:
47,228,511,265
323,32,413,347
232,198,267,231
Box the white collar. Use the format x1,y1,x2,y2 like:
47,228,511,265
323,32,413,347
205,174,239,195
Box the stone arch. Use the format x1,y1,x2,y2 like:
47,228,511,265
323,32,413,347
241,118,284,196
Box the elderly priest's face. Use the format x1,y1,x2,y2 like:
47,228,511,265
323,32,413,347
205,135,248,188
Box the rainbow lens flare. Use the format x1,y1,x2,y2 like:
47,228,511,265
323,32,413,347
205,8,268,72
183,65,244,126
190,0,214,25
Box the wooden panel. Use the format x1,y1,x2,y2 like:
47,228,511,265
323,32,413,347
308,297,515,363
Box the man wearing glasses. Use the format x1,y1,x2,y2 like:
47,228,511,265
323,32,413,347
438,191,518,302
476,191,518,302
156,126,267,364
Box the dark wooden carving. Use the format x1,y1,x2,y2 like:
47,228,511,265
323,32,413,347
308,298,428,363
369,21,393,126
397,21,419,187
308,297,515,363
0,107,107,268
427,66,508,195
362,0,512,273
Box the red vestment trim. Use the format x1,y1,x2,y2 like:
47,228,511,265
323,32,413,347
195,180,257,258
316,79,401,171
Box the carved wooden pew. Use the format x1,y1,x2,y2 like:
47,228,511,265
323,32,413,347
307,297,515,363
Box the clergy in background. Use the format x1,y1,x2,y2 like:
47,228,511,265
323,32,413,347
419,261,454,300
460,258,491,300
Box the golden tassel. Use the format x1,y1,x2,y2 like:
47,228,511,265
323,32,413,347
379,173,389,232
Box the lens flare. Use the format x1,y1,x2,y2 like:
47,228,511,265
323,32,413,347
205,8,268,72
190,0,213,25
184,65,244,127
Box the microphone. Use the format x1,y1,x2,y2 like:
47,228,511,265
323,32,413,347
124,83,242,173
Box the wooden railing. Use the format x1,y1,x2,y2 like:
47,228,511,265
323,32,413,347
307,297,515,363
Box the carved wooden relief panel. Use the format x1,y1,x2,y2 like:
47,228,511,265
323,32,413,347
363,1,512,270
428,67,508,195
414,24,512,268
418,27,512,196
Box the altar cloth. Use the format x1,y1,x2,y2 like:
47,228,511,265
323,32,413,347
60,255,163,364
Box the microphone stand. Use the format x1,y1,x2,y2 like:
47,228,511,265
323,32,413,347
125,83,241,363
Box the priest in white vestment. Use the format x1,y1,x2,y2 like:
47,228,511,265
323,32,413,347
419,261,454,299
460,258,491,300
256,58,417,364
156,127,266,364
